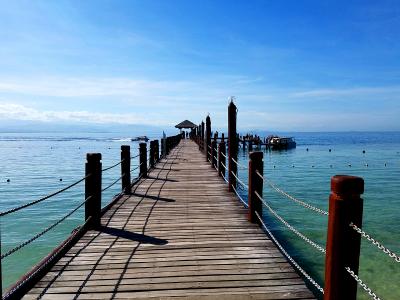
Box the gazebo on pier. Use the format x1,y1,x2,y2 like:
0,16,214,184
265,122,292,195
175,120,197,138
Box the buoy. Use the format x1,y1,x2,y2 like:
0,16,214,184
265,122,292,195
6,179,10,182
312,165,314,168
273,165,276,168
365,164,368,167
384,163,387,167
329,149,331,152
348,164,352,167
306,148,309,151
362,150,365,154
59,178,63,181
292,165,295,168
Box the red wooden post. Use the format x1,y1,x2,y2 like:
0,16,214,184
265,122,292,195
218,134,226,177
121,145,131,194
248,151,263,223
139,143,147,178
324,175,364,300
85,153,102,229
206,115,211,162
228,101,238,192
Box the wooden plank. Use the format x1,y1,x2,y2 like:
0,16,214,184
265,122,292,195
24,140,316,299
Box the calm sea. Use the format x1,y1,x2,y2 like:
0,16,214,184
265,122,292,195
1,131,399,299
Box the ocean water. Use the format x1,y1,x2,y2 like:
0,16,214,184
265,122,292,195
1,131,399,299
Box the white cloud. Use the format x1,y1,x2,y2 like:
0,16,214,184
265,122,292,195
290,86,400,98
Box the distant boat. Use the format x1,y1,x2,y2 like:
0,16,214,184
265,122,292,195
131,136,149,142
269,136,296,150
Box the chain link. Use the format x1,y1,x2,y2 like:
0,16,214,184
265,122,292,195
230,170,249,190
102,174,124,192
255,191,326,254
350,222,400,263
231,157,248,170
256,170,328,216
255,211,324,294
231,184,249,208
0,174,90,217
102,158,124,172
345,267,381,300
221,162,227,170
1,196,91,260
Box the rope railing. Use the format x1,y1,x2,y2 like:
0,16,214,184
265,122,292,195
0,174,90,218
255,170,328,216
1,195,92,260
220,152,227,159
102,159,124,172
254,191,326,253
346,267,381,300
231,184,248,208
130,153,140,159
231,157,247,170
349,222,400,263
255,211,324,294
230,170,248,190
102,174,124,192
221,162,227,170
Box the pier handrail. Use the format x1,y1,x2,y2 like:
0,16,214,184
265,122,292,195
191,102,396,300
0,174,90,218
1,132,183,298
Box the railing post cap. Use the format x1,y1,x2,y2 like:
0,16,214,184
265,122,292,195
249,151,263,160
121,145,130,151
331,175,364,195
86,153,102,161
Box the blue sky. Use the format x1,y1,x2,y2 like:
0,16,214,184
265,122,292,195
0,0,399,131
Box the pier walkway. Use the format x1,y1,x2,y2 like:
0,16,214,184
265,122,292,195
23,140,314,299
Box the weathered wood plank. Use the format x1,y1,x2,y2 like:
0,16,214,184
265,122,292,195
24,140,315,299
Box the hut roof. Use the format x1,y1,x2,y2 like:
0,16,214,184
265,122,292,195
175,120,197,129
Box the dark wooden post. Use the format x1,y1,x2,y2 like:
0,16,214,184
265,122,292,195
201,121,205,151
228,101,238,192
139,143,147,178
206,115,211,162
155,140,159,162
242,137,246,150
212,133,217,169
85,153,102,229
324,175,364,300
161,138,166,157
149,140,155,168
1,232,2,293
248,151,263,223
249,140,253,151
121,145,131,194
218,134,226,177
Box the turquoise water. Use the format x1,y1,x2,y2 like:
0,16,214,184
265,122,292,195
234,132,400,300
1,131,399,299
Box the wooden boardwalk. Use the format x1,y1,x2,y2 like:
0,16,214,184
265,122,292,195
24,140,315,300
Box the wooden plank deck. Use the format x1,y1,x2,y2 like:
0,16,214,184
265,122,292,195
23,139,315,300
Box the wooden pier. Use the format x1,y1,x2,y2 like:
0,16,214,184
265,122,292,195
22,140,314,299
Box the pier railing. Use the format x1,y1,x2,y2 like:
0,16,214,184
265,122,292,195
192,101,398,300
0,133,183,299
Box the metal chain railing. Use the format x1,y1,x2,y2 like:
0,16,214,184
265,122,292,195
256,170,328,216
1,195,92,260
255,211,324,294
231,184,248,208
231,157,248,170
102,159,124,172
345,267,381,300
102,174,124,192
2,216,92,299
254,191,326,253
230,170,249,189
0,174,90,218
350,222,400,263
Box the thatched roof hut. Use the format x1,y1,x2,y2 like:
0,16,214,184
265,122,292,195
175,120,197,129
